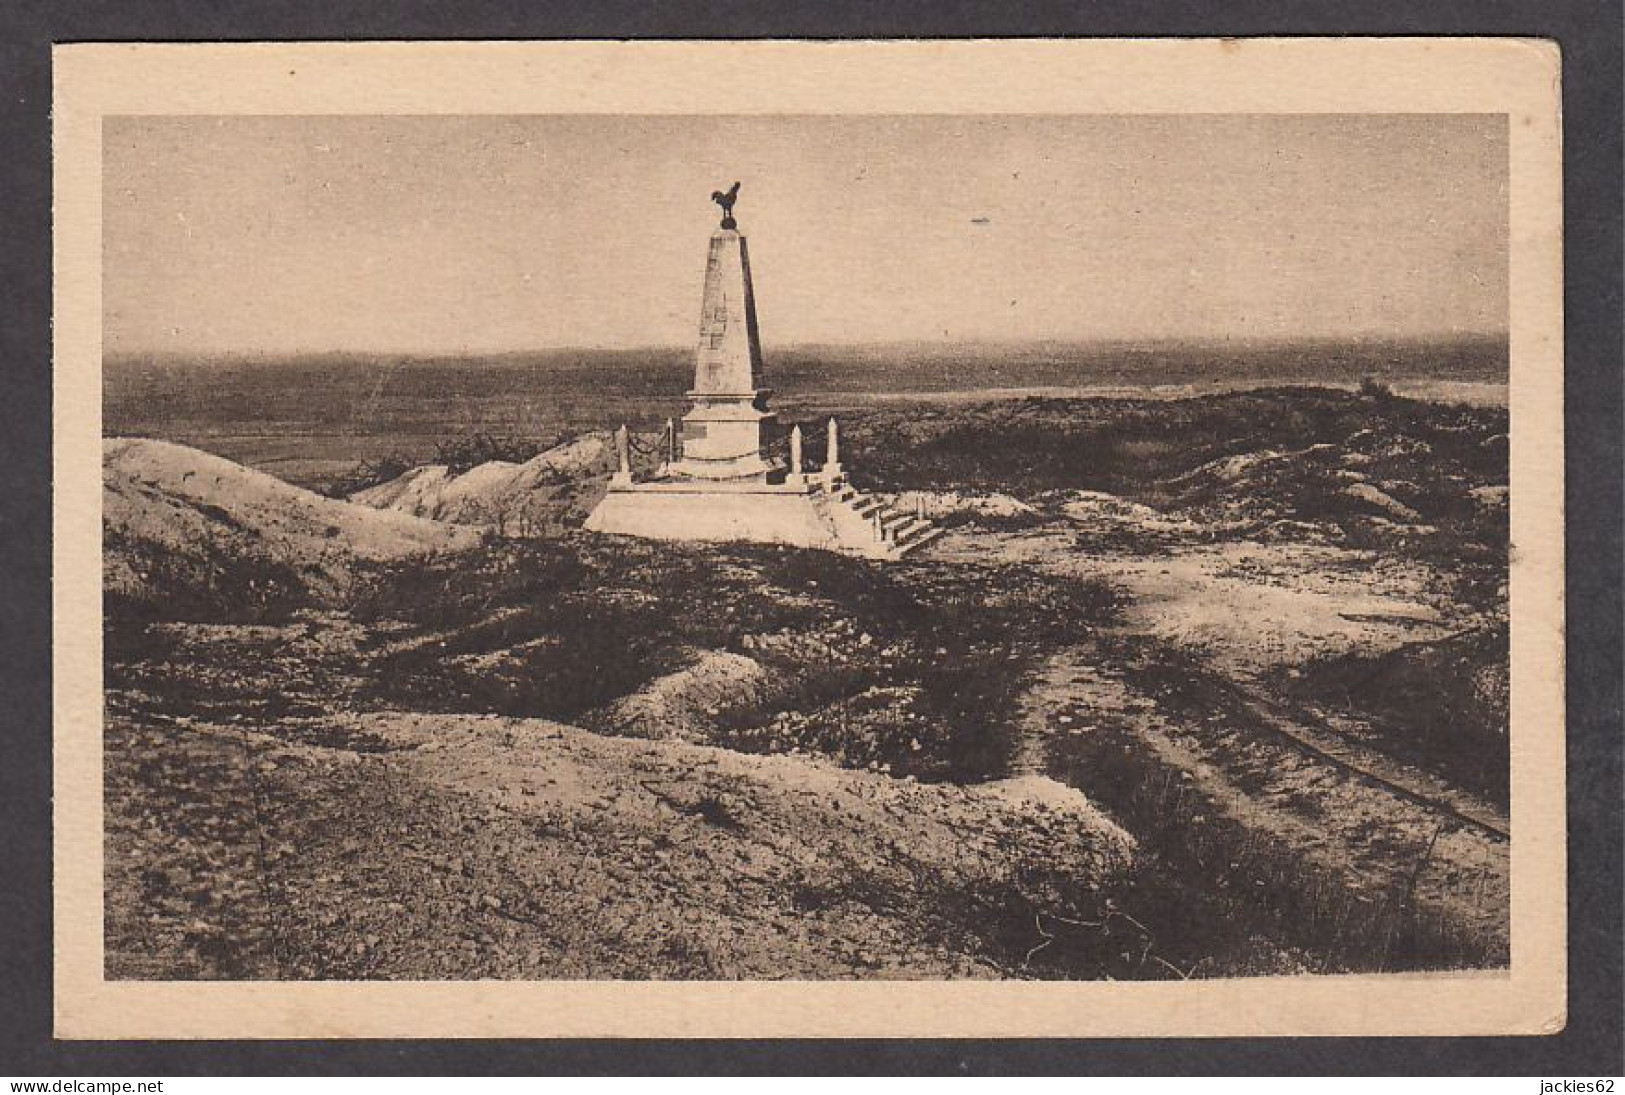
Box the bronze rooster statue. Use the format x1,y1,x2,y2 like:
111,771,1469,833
711,181,741,227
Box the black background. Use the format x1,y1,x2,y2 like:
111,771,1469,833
1,0,1619,1076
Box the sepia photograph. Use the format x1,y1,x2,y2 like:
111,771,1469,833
50,39,1568,1039
98,110,1516,982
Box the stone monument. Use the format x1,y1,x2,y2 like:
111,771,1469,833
585,183,941,560
663,185,777,480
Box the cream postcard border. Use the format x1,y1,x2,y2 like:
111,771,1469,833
52,38,1565,1039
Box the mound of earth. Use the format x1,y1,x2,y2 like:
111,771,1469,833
594,650,781,741
1282,621,1510,805
1160,431,1498,551
352,432,626,535
104,437,479,619
1054,489,1201,550
104,708,1139,981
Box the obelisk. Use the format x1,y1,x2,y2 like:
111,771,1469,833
665,182,780,480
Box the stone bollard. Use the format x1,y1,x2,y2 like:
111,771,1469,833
787,424,806,486
824,417,845,484
612,424,633,487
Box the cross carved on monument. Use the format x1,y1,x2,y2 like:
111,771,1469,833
704,294,729,348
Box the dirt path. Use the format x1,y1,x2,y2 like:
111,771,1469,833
1020,646,1509,968
1008,637,1506,839
1197,674,1509,840
1008,655,1099,777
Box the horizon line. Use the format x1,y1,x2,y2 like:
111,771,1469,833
104,330,1511,363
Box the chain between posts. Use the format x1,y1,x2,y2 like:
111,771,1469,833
616,420,830,470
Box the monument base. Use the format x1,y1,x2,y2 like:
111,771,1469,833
678,396,776,476
585,470,943,561
586,479,834,551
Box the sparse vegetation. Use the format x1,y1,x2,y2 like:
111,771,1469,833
323,452,414,499
102,527,308,626
433,432,551,475
344,537,1122,784
1359,374,1397,401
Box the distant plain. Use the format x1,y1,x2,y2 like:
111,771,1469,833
103,336,1507,492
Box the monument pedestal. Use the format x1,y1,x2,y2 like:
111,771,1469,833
665,389,781,480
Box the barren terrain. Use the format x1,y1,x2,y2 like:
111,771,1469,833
103,385,1510,979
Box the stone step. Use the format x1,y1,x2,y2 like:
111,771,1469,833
889,526,946,557
889,517,931,541
810,476,941,557
891,520,935,546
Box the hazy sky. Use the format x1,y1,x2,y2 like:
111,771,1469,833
103,114,1507,355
